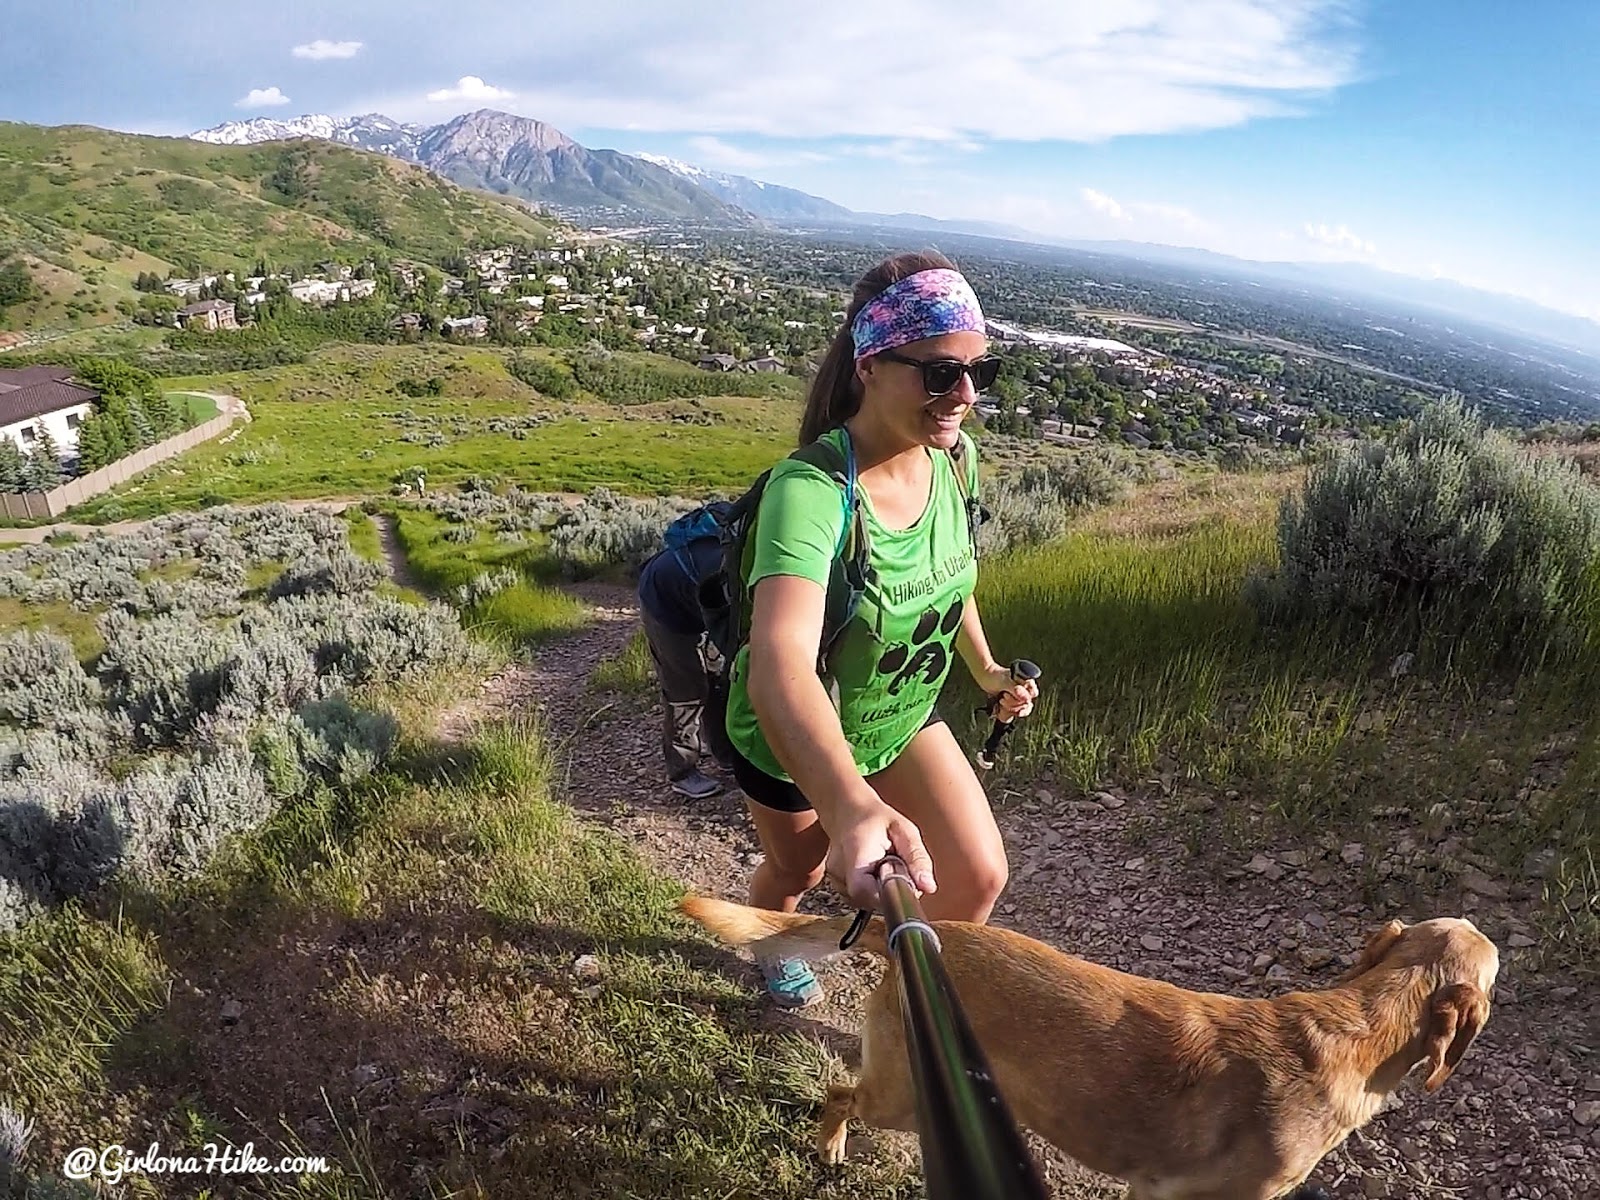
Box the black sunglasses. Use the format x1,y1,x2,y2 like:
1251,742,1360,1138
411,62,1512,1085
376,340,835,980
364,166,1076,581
876,349,1003,397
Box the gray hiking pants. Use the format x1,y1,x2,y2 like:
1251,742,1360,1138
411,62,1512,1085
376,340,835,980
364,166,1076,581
641,607,728,782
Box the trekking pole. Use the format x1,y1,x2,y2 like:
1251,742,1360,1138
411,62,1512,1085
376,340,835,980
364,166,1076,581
975,659,1042,771
871,856,1050,1200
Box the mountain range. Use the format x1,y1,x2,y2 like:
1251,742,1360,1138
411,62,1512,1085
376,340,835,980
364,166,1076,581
188,109,1600,359
189,109,1032,236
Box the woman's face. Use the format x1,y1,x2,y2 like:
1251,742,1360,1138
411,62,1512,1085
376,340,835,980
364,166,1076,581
856,330,990,451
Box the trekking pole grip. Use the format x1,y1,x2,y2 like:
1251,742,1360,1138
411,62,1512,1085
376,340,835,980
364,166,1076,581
976,659,1041,771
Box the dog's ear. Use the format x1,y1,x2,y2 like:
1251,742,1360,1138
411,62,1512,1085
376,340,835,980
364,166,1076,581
1340,919,1406,980
1422,982,1491,1092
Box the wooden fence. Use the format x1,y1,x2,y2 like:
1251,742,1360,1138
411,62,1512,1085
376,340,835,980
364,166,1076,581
0,404,241,521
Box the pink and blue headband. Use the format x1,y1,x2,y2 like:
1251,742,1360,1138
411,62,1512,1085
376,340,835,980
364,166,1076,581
851,268,986,362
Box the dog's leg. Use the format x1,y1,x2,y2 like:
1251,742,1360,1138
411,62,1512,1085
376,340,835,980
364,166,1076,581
818,1084,855,1164
817,982,918,1165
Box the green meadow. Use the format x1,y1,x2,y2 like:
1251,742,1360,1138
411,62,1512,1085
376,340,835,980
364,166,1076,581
61,343,800,522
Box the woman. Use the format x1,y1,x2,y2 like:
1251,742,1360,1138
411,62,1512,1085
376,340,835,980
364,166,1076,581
721,252,1038,1008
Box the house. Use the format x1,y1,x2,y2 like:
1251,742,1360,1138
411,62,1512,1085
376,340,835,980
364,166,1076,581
178,299,238,332
390,313,423,334
441,315,488,339
697,354,738,372
742,355,786,373
289,279,341,305
0,366,99,461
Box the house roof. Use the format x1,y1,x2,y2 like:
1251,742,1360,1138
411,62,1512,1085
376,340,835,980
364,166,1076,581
0,367,98,428
180,299,234,315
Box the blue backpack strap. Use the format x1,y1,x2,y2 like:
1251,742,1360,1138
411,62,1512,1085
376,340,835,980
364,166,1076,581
788,428,873,671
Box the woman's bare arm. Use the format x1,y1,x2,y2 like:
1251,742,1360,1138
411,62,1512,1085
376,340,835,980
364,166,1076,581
745,574,937,900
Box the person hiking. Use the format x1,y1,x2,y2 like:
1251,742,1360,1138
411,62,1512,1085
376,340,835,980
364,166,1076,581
719,251,1038,1008
637,535,733,799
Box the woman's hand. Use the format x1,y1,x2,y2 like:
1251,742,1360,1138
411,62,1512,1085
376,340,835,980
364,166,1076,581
977,660,1039,721
825,795,937,910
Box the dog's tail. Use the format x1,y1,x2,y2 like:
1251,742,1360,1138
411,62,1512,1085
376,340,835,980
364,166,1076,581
679,895,887,961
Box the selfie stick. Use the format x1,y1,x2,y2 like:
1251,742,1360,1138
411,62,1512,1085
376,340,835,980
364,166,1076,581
874,856,1050,1200
975,659,1042,770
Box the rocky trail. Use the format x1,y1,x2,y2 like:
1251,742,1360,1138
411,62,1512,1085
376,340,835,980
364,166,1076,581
443,583,1598,1200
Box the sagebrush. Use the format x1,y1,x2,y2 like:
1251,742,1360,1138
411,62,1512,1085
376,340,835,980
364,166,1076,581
1248,396,1600,657
0,505,471,933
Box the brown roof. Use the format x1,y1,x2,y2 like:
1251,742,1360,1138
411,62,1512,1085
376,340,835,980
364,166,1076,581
179,299,235,315
0,366,74,393
0,368,98,428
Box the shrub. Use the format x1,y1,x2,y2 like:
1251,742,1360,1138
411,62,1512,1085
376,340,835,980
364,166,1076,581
978,453,1134,555
507,354,577,399
267,551,386,599
545,487,695,574
454,567,521,609
0,632,101,727
1249,396,1600,653
0,504,473,932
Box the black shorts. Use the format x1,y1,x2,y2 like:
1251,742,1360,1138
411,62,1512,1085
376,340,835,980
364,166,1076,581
727,708,946,814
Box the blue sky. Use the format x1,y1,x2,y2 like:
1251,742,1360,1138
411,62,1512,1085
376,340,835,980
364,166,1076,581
1,0,1594,323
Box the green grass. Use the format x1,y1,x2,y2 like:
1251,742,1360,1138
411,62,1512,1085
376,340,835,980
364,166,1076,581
592,628,655,697
974,498,1600,973
57,343,798,522
167,390,219,422
390,507,587,649
0,709,917,1199
0,597,106,660
0,121,554,333
340,506,383,564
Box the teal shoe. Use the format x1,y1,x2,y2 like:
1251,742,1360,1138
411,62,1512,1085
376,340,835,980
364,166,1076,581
759,956,824,1010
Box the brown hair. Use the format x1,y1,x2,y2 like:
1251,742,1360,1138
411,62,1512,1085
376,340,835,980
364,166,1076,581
798,249,957,447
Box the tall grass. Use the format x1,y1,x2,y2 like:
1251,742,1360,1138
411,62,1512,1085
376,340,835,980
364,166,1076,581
974,509,1600,973
0,711,918,1199
389,508,586,649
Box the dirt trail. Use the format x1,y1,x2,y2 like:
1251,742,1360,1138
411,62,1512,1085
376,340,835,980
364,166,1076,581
443,584,1598,1200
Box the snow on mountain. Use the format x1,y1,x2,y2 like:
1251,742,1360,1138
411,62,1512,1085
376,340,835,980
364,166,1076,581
190,113,426,159
634,153,710,181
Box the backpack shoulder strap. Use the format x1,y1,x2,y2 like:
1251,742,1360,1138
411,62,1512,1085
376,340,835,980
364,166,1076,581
947,431,982,554
789,429,871,570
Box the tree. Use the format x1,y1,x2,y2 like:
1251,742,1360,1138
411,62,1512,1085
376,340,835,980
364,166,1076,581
0,258,36,315
0,439,25,492
74,412,114,471
22,426,63,491
75,358,157,404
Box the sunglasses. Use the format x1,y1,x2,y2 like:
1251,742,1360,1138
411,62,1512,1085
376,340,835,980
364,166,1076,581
876,349,1003,397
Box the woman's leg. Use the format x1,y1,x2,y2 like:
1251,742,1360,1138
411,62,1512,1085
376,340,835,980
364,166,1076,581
743,799,829,913
867,721,1008,923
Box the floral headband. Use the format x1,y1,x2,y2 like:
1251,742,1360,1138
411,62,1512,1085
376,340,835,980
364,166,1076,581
850,268,987,362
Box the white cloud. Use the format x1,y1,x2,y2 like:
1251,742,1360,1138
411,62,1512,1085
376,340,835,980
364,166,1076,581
374,0,1358,142
292,40,363,61
1135,202,1209,232
236,87,291,109
425,75,516,103
1302,221,1377,257
1081,188,1129,222
1078,188,1214,233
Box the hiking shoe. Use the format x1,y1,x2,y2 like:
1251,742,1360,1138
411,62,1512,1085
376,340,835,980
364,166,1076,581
759,956,825,1010
670,769,723,799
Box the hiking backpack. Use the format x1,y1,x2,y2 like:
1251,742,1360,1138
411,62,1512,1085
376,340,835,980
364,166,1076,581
658,428,983,683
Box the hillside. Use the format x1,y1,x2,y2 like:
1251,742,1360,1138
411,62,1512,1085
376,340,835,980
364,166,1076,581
0,121,557,330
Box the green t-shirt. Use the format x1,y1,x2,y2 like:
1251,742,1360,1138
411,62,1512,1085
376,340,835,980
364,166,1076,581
724,427,980,780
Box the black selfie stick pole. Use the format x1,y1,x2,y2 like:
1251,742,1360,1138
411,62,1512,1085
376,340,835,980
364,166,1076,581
975,659,1042,770
875,856,1051,1200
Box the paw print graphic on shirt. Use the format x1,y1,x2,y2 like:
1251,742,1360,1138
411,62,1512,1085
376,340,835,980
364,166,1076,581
874,597,964,697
